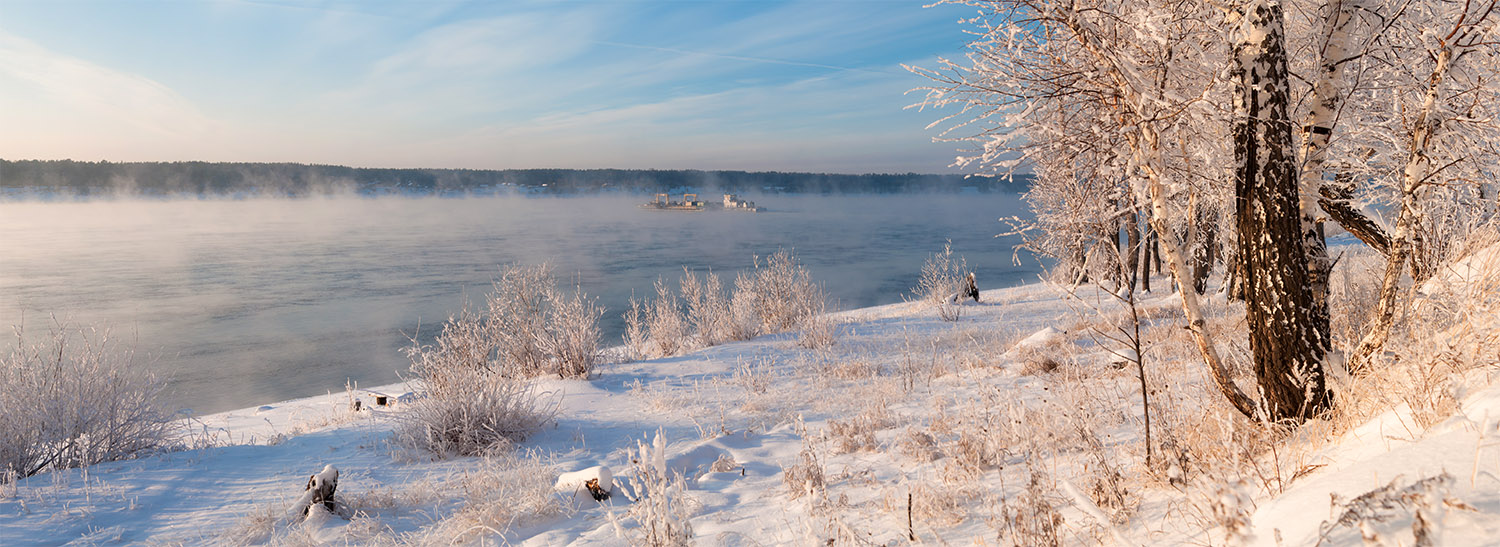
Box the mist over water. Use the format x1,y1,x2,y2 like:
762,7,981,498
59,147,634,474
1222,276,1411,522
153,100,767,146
0,193,1039,414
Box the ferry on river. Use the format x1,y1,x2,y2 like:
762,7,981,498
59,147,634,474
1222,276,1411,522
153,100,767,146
640,193,765,212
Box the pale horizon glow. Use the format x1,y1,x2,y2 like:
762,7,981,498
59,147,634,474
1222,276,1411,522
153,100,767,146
0,0,975,174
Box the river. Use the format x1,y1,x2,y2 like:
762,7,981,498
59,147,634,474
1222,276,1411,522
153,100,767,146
0,193,1038,413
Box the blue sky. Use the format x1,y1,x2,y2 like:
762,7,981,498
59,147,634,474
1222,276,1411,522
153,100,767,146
0,0,976,173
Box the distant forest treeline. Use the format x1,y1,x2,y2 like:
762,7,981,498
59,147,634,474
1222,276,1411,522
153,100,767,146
0,160,1030,197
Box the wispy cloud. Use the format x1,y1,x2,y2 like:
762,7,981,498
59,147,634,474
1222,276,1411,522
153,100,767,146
320,9,603,122
592,40,891,75
0,31,217,157
0,0,973,172
379,67,956,172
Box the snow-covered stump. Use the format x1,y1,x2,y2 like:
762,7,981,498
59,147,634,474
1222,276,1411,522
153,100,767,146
290,464,339,518
555,465,614,503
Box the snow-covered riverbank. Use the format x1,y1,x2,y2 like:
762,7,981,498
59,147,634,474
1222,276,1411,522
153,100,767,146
4,276,1498,545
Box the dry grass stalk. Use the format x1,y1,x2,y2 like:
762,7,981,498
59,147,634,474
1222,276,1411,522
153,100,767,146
783,429,827,501
620,431,695,546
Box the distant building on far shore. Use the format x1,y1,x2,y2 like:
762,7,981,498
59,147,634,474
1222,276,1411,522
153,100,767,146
722,194,764,212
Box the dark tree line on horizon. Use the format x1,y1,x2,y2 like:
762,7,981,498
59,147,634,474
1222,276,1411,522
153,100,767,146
0,159,1030,197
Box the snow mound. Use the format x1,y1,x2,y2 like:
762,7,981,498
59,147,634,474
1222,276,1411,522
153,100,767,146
1010,326,1063,352
1247,372,1500,546
554,465,613,495
1421,241,1500,295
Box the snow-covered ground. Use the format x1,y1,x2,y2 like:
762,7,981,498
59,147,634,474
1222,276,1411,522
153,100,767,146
3,274,1498,545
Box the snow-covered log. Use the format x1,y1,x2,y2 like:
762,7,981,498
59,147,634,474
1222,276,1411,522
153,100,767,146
290,464,339,517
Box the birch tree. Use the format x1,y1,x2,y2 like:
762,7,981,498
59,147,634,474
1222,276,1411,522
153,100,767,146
1346,0,1500,371
913,0,1500,419
1230,0,1331,419
910,0,1260,418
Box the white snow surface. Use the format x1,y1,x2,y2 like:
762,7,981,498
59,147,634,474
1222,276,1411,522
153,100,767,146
3,279,1498,545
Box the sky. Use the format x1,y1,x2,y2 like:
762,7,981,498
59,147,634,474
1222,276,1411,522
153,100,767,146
0,0,979,174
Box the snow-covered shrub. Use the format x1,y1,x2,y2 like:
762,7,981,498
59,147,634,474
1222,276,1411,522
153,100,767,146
825,404,891,454
725,284,761,341
896,426,939,463
1329,248,1386,354
541,284,604,379
623,296,650,361
623,252,824,360
620,278,691,361
1015,335,1072,376
796,299,837,350
487,264,604,378
1190,478,1255,545
679,269,732,346
397,363,552,457
782,446,826,500
940,421,1009,482
489,264,553,375
709,453,737,473
0,325,179,481
817,357,879,382
1396,228,1500,428
738,249,824,334
914,242,972,322
905,481,975,527
400,309,554,457
647,278,688,358
1018,350,1063,376
1320,231,1500,436
730,357,772,395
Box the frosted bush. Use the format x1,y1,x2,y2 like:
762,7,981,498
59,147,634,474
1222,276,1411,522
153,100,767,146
414,264,603,379
647,278,688,358
0,325,179,481
782,446,826,500
488,264,603,378
680,269,732,346
541,284,604,379
622,251,825,360
725,282,761,341
407,304,491,374
489,264,553,375
401,264,601,456
1329,249,1385,354
914,242,972,322
623,296,648,361
398,349,553,457
741,249,824,333
796,299,837,349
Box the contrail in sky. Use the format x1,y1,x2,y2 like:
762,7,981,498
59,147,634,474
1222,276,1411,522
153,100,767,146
594,40,895,75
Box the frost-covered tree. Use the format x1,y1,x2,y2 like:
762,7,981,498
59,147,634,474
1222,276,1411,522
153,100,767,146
906,0,1344,419
1230,0,1331,420
1340,0,1500,371
911,0,1500,420
910,0,1261,417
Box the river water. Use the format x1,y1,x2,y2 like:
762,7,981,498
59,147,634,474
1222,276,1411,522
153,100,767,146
0,193,1038,414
